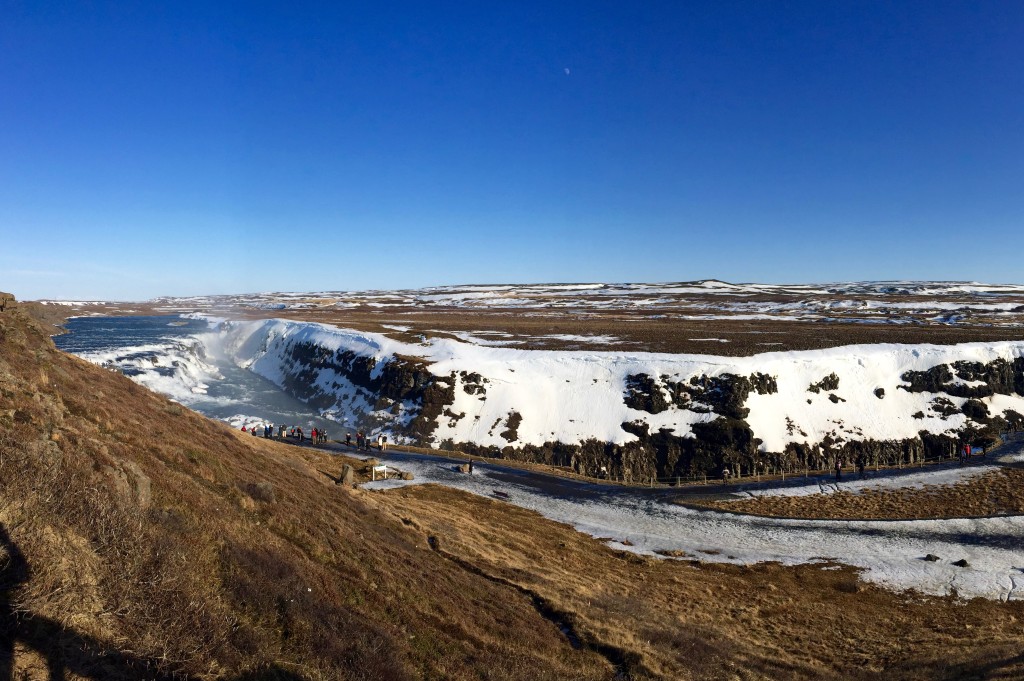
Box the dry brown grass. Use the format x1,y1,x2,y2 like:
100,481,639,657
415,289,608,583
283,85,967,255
1,301,613,680
371,485,1024,680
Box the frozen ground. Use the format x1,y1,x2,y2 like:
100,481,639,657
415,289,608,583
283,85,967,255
361,442,1024,602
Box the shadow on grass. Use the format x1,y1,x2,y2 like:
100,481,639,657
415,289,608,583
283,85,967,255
854,649,1024,681
0,524,188,681
228,666,309,680
316,469,343,485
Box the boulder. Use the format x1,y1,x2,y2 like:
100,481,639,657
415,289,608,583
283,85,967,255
400,471,414,480
247,482,276,503
338,464,355,487
122,460,152,508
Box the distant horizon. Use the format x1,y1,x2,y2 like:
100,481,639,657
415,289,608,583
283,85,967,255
4,3,1022,300
18,277,1024,304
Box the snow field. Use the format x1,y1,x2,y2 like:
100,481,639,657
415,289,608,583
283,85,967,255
209,319,1024,454
67,314,1024,602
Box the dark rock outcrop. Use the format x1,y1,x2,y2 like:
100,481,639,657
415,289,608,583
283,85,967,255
273,340,456,440
626,371,777,421
808,373,840,394
961,399,990,422
500,411,523,442
930,397,960,418
900,358,1024,399
459,371,488,396
624,374,668,413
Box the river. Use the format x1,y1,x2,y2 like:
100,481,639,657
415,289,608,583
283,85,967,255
54,315,344,435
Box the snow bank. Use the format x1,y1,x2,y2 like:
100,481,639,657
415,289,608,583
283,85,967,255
208,318,1024,452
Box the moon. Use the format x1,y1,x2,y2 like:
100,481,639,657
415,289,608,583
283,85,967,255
564,67,571,76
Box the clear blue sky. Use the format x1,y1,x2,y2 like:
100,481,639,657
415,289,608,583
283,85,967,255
2,1,1022,300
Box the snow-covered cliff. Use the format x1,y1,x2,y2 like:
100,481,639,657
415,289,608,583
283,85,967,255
210,318,1024,480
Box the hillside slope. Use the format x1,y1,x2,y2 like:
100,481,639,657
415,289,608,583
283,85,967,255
7,293,1024,680
0,294,611,679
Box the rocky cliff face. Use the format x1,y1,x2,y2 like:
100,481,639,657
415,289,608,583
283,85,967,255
448,358,1022,482
269,339,455,438
900,358,1024,399
222,320,1024,481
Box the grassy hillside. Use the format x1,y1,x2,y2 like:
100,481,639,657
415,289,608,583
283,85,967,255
0,294,611,679
3,293,1024,680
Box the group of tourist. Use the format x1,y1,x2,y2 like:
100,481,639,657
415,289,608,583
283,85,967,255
958,442,985,465
344,431,389,451
239,422,395,452
239,422,328,444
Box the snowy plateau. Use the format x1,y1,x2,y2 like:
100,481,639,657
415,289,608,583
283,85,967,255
204,318,1024,478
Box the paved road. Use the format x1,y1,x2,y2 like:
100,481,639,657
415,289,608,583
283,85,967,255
289,430,1024,506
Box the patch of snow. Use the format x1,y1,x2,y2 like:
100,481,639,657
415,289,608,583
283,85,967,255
537,334,622,344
